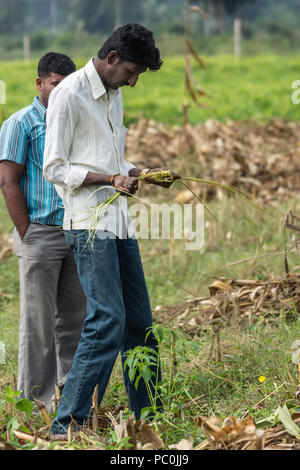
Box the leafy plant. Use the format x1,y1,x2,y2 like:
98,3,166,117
123,324,201,424
106,429,134,450
0,386,34,439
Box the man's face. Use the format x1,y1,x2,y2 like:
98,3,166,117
105,54,147,90
36,72,66,108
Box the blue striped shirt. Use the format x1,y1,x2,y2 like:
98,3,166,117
0,96,64,225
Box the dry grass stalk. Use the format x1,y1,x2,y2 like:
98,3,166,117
285,210,300,234
14,430,59,450
183,0,208,120
67,418,81,443
207,323,221,362
51,384,61,413
33,399,52,428
184,37,206,70
92,385,99,432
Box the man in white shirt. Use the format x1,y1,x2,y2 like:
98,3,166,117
44,23,180,438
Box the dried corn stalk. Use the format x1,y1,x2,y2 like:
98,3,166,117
155,273,300,334
183,0,209,118
125,118,300,202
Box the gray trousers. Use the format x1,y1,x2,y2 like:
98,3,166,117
13,223,86,410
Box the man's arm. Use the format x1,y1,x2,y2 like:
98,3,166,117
82,171,138,195
0,118,30,238
0,161,30,239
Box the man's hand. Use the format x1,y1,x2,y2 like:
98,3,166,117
113,175,139,196
143,167,181,188
18,222,31,240
0,161,31,239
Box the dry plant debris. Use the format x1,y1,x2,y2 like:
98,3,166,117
0,233,13,259
106,412,165,450
154,273,300,333
11,409,300,451
191,411,300,450
125,118,300,202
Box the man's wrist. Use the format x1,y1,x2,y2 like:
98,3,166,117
83,172,116,186
110,173,120,187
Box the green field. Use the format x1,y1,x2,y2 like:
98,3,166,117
1,54,300,449
1,188,300,448
1,54,300,126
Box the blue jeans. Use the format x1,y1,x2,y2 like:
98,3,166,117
50,230,162,434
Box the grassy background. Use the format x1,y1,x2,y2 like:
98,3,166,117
1,54,299,126
1,54,300,447
1,188,300,445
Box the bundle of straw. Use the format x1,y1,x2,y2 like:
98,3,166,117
87,170,273,244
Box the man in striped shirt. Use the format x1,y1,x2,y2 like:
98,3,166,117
0,52,86,411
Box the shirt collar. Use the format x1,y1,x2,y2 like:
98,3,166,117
84,58,120,101
33,96,47,122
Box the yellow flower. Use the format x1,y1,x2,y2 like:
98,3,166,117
258,375,266,383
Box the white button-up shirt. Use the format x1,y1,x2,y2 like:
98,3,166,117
43,58,136,238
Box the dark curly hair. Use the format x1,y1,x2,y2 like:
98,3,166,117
97,23,163,71
38,52,76,78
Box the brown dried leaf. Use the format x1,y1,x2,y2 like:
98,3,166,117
107,412,137,449
134,420,164,450
0,234,13,259
188,5,207,18
185,54,208,97
168,439,194,450
185,75,208,109
185,38,206,69
209,279,232,296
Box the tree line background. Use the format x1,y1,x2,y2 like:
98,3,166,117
0,0,299,59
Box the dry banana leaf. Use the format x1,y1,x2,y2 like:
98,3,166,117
188,5,207,18
185,37,206,69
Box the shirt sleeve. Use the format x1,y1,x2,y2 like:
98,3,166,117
123,159,136,174
43,86,88,195
0,118,28,165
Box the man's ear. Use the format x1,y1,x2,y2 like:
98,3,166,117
107,50,119,65
36,77,43,91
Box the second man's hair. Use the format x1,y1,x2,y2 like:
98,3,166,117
38,52,76,78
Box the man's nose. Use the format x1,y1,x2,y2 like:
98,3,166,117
128,74,139,87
